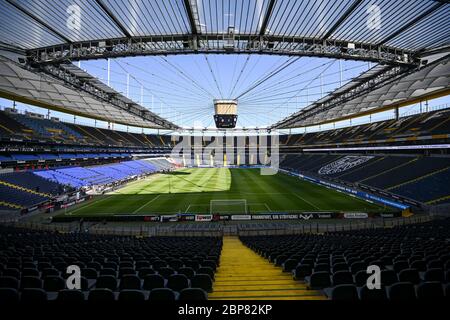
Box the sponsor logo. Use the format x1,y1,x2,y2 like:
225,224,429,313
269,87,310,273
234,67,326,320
195,214,213,222
344,212,368,219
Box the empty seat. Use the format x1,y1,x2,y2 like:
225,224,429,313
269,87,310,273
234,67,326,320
42,268,59,277
0,288,19,303
354,270,369,287
332,263,349,273
329,284,359,301
20,276,43,289
393,261,409,273
96,275,117,291
179,288,207,301
197,267,214,280
350,262,365,274
57,289,85,302
388,282,416,301
118,290,146,302
99,268,117,277
143,274,165,291
313,263,329,273
22,268,40,277
119,268,136,277
148,288,176,301
120,275,141,290
3,268,20,279
416,281,444,300
178,267,195,279
424,268,445,282
282,259,298,272
82,268,97,279
88,288,115,302
138,268,156,277
167,274,190,292
20,288,47,302
293,264,312,280
398,269,421,284
358,285,387,301
305,272,331,289
380,270,398,286
158,267,175,279
43,276,66,291
191,274,213,293
332,271,354,286
410,260,426,272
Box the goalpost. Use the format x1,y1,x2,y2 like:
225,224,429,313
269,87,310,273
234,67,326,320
210,199,248,214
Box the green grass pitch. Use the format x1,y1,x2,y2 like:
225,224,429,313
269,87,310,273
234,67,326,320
62,168,388,217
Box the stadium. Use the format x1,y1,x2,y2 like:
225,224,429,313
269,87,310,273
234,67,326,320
0,0,449,308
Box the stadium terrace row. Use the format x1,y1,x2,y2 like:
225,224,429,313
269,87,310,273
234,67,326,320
0,218,449,301
1,107,449,150
280,154,450,205
0,159,174,209
0,226,221,302
241,218,450,301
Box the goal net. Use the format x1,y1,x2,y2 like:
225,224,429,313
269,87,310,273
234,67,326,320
210,199,248,214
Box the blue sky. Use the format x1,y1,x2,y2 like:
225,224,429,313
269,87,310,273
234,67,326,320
1,54,448,133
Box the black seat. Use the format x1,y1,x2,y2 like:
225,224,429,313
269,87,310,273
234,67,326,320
20,288,47,302
167,274,190,292
43,276,66,291
96,275,117,291
305,272,331,289
57,289,85,302
178,267,195,279
82,268,97,279
313,263,329,273
120,275,141,290
282,259,298,272
22,268,39,277
179,288,207,301
380,270,398,286
191,274,213,293
42,268,59,277
293,264,312,280
20,276,43,289
410,260,426,272
143,274,165,290
424,268,445,282
332,263,349,273
358,285,387,301
99,268,117,277
148,288,176,301
138,268,156,277
0,288,19,303
350,262,365,274
330,284,359,301
119,268,136,277
332,271,353,286
118,290,146,302
416,281,444,300
393,261,409,273
3,268,20,279
353,270,369,287
398,268,421,284
88,288,115,301
388,282,416,301
197,267,214,280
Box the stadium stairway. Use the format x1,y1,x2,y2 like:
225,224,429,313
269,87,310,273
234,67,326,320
209,236,326,300
0,179,51,198
386,165,450,191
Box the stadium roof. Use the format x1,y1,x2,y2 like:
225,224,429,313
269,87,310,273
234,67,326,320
0,0,449,129
0,0,448,64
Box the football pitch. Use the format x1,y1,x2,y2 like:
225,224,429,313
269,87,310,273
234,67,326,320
62,168,387,217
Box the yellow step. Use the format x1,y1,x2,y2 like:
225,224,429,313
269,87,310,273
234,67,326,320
209,236,325,300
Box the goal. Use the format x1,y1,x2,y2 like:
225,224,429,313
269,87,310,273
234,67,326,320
210,199,248,214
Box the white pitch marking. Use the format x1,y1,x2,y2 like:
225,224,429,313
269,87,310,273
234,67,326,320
292,193,321,210
132,194,161,214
